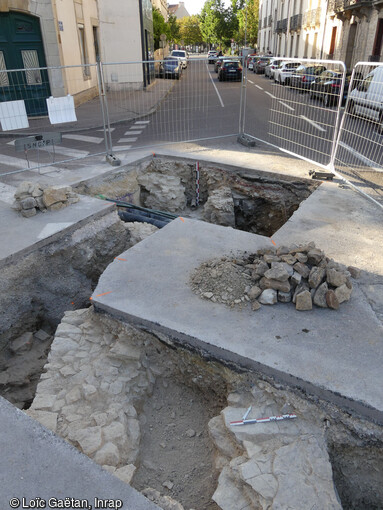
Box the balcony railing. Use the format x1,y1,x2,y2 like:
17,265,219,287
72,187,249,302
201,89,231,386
332,0,372,12
281,18,288,31
290,13,303,31
275,20,283,33
303,7,321,27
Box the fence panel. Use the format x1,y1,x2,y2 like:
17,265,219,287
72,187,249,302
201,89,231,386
103,57,242,153
244,58,347,167
332,62,383,207
0,63,107,177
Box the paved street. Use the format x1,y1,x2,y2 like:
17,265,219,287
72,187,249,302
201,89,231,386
0,56,382,201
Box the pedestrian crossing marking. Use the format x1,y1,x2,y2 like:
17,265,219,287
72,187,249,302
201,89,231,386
63,134,104,144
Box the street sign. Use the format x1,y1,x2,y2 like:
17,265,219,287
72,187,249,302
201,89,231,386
15,132,62,152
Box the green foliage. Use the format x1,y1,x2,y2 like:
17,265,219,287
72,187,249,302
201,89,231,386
237,0,259,46
178,15,203,46
152,7,170,50
167,13,180,44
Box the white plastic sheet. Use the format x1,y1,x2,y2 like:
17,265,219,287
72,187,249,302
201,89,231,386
47,95,77,124
0,100,29,131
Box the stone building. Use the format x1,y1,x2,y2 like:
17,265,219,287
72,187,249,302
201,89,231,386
168,1,190,19
257,0,383,68
0,0,154,117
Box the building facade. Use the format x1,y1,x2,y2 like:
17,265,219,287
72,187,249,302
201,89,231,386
0,0,154,117
257,0,383,68
168,2,190,19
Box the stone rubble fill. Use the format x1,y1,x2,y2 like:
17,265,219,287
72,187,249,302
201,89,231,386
190,242,357,311
12,181,79,217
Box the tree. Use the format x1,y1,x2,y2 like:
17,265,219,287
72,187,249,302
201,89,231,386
236,0,259,47
178,15,203,46
152,7,170,50
167,13,180,44
199,0,226,48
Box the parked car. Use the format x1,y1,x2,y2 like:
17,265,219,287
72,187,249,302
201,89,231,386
171,50,188,68
274,61,301,85
309,69,350,106
208,50,218,64
265,58,282,79
246,53,258,68
347,67,383,131
215,57,230,73
248,56,258,71
290,64,327,91
253,56,272,74
218,60,242,81
159,57,182,79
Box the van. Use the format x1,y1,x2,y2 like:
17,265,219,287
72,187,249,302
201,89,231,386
171,50,188,69
348,66,383,130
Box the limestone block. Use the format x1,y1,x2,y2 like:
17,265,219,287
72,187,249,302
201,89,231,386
308,266,326,289
203,187,235,227
76,426,103,456
208,415,240,459
94,442,120,466
247,286,262,300
278,291,292,303
21,197,37,210
108,340,141,361
21,208,37,218
313,282,329,308
258,289,278,305
326,268,347,287
264,263,289,282
137,172,187,213
114,464,136,484
326,290,339,310
14,181,34,199
32,393,57,411
103,422,125,443
293,262,310,279
65,386,82,404
49,337,79,356
43,187,68,207
307,249,324,265
334,283,352,304
212,466,252,510
82,384,98,400
48,202,67,212
254,261,269,276
260,277,291,293
26,410,58,433
295,291,312,311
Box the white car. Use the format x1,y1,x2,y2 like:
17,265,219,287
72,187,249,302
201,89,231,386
274,62,301,85
348,67,383,131
171,50,188,69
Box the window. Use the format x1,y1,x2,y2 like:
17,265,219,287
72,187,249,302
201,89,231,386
0,51,9,87
78,24,90,77
93,26,100,61
21,50,42,85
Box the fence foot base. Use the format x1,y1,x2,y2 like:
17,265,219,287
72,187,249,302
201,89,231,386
237,134,256,147
309,170,334,181
106,154,121,166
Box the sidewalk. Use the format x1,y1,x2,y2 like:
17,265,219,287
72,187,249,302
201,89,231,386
0,78,175,137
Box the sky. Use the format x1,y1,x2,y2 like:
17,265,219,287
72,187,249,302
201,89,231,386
183,0,231,16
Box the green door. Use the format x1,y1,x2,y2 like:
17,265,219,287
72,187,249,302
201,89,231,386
0,11,51,117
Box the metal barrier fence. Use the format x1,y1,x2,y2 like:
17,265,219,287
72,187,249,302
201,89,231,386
332,62,383,208
242,57,383,208
0,57,242,176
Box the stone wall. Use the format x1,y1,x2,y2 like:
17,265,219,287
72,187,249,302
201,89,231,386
0,210,129,350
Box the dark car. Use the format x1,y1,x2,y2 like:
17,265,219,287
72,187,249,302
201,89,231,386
290,64,327,91
253,56,271,74
218,60,242,81
159,57,182,80
309,69,350,106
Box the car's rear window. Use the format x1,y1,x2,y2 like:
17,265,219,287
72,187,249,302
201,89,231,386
224,62,240,69
172,51,186,57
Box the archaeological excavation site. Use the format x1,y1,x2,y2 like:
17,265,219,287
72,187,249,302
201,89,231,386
1,155,383,510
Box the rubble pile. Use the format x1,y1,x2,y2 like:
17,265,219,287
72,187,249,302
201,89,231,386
190,242,360,311
13,181,79,217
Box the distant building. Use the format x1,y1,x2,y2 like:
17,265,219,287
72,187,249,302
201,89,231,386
168,2,190,19
0,0,154,117
153,0,169,20
257,0,382,67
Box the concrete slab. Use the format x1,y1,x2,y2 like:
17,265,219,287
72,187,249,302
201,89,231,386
0,195,115,268
0,396,159,510
92,216,383,425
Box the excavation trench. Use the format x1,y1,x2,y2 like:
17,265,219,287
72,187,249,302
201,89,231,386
1,157,382,510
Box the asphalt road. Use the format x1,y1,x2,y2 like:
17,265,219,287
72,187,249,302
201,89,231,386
0,56,381,189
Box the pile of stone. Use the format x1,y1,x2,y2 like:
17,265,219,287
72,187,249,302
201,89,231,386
191,242,360,311
13,181,79,217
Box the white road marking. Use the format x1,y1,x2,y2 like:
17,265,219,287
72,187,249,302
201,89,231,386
37,223,74,240
278,101,295,112
300,115,327,132
126,130,142,135
97,128,115,132
255,85,263,90
265,91,277,99
63,134,104,144
206,63,224,108
118,137,137,143
112,145,132,151
7,140,15,146
338,141,383,172
248,80,254,84
135,121,150,124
